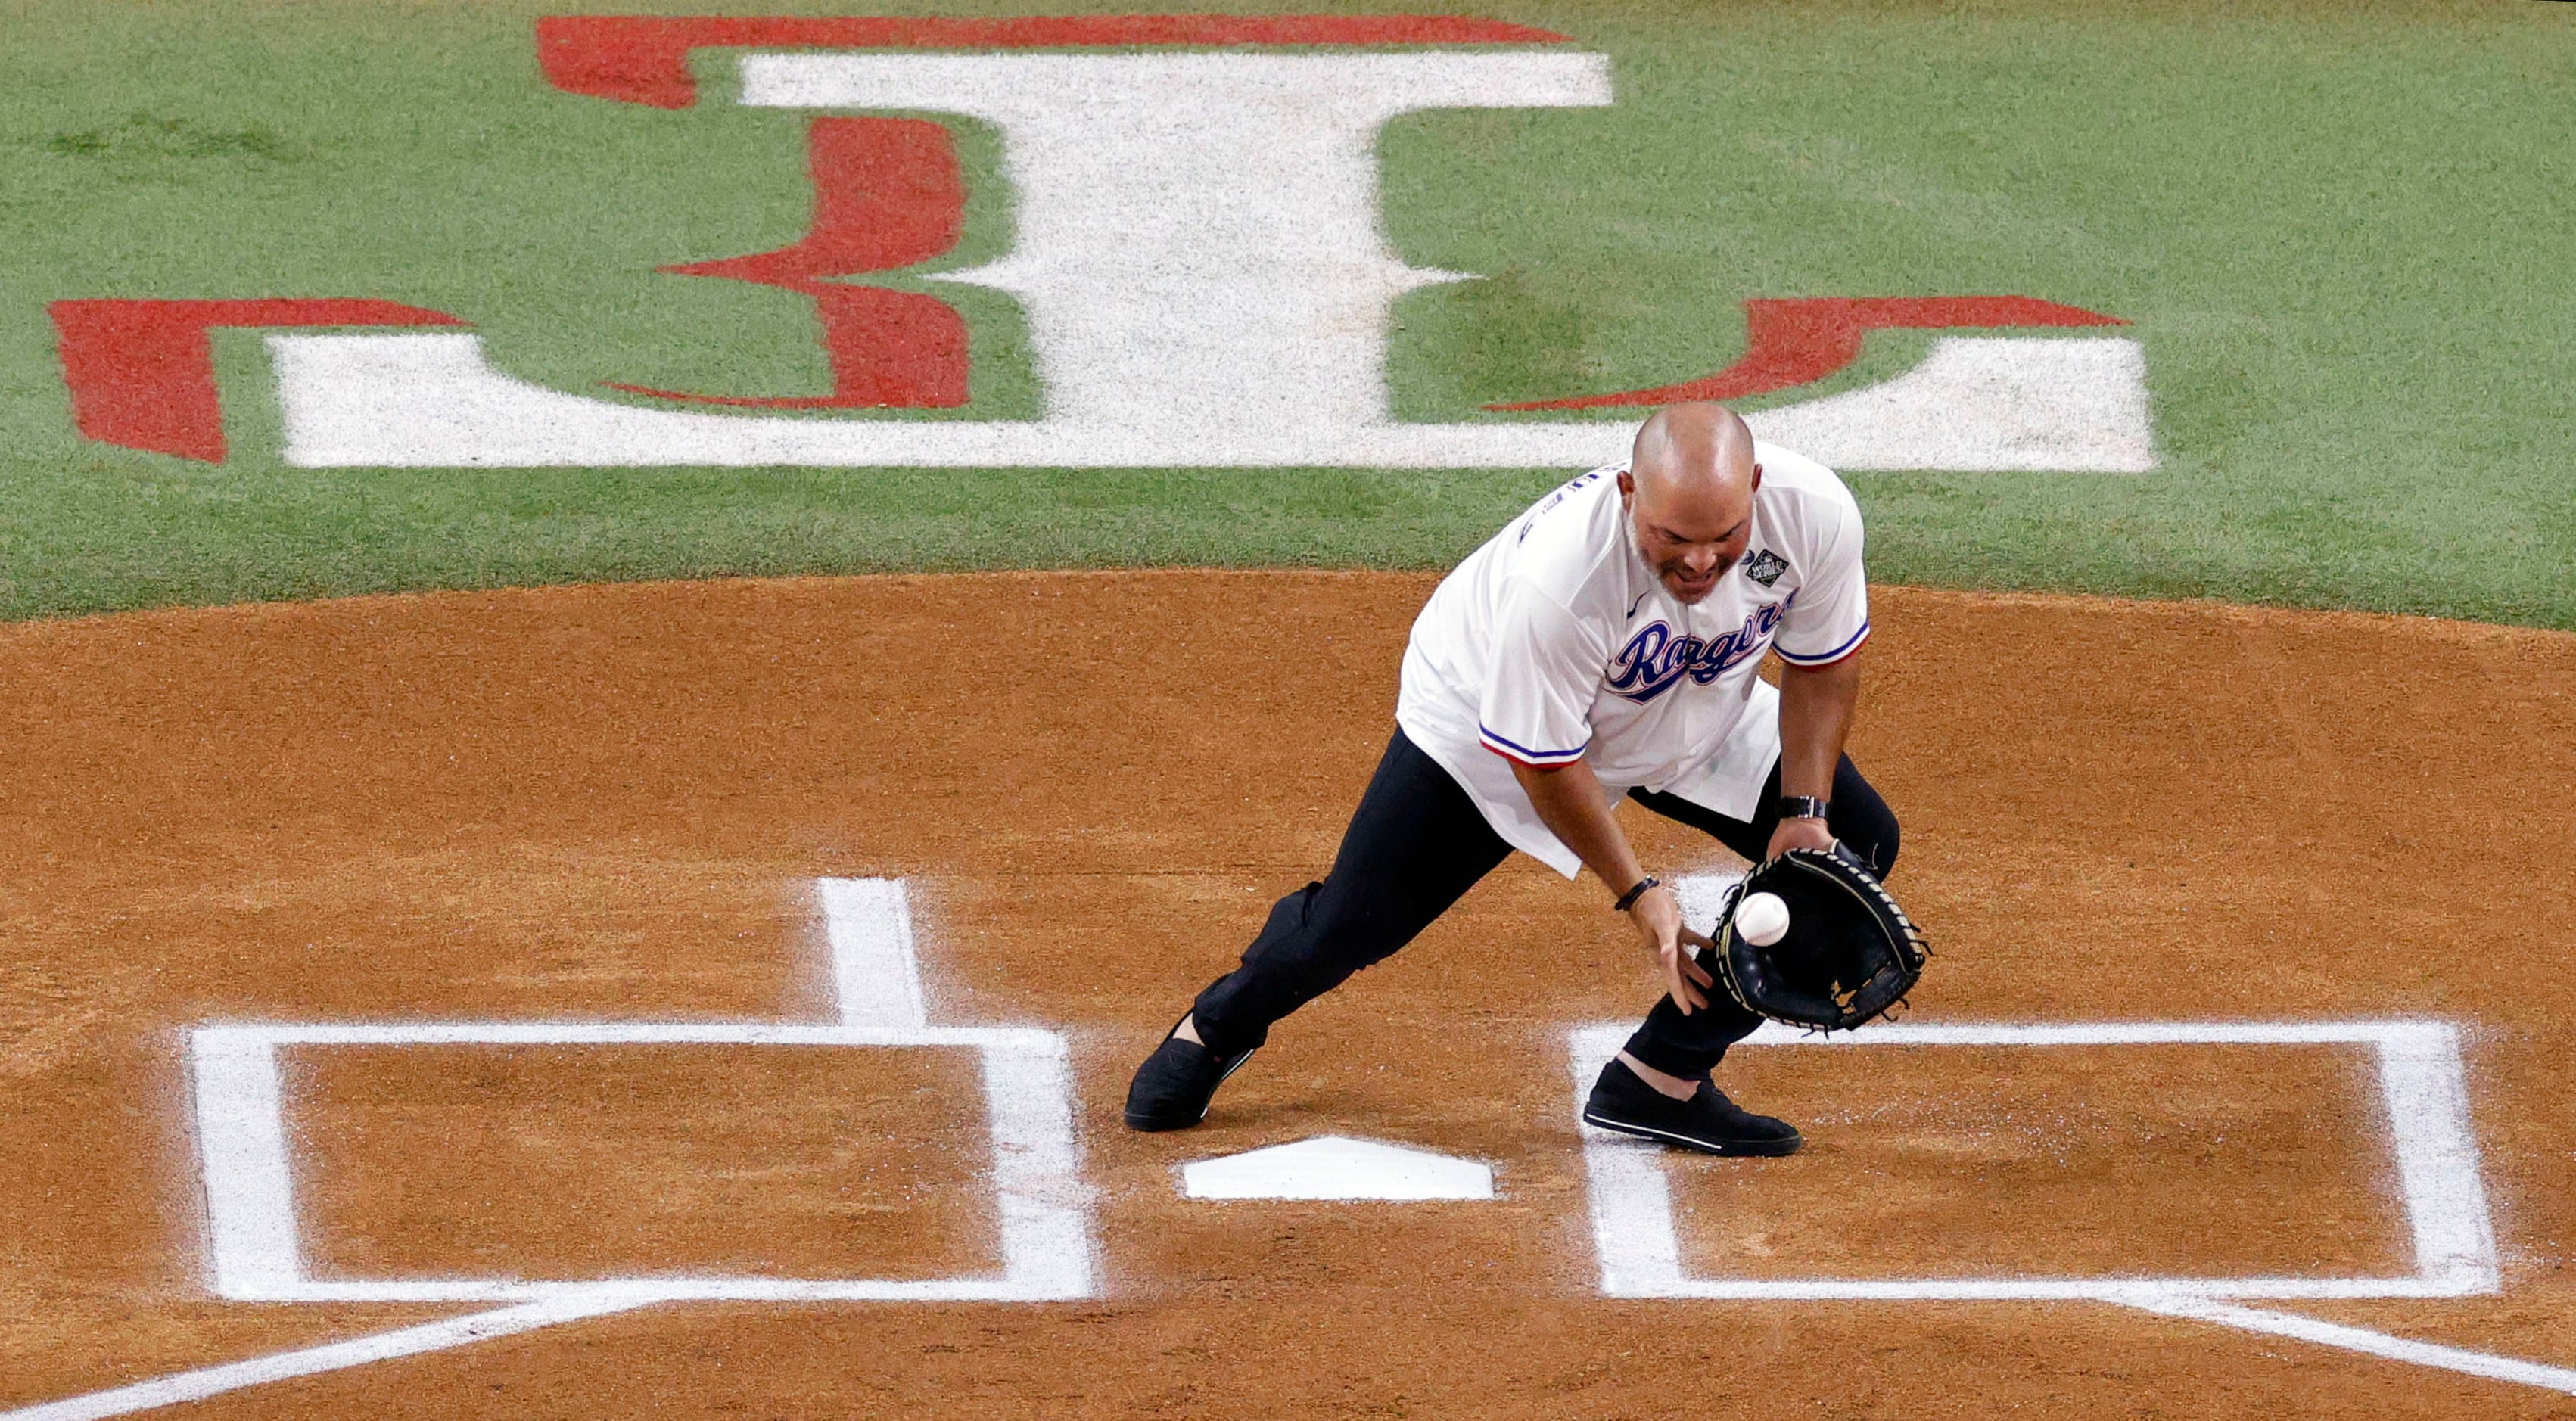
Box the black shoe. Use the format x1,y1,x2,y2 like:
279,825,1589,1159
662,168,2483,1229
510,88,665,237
1582,1057,1803,1157
1122,1017,1258,1131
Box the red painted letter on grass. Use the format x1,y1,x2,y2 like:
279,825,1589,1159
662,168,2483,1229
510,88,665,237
608,117,969,409
51,299,466,462
1489,296,2128,410
536,14,1570,108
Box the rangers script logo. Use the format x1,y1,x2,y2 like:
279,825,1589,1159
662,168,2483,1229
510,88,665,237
1604,602,1788,704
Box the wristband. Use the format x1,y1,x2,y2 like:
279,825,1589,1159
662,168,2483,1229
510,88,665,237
1775,794,1831,822
1613,875,1660,913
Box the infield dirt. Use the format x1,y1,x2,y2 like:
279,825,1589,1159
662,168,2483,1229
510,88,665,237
3,571,2574,1418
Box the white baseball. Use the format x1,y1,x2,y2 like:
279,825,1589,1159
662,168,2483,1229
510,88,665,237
1733,891,1790,947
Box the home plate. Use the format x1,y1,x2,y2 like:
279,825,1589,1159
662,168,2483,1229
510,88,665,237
1178,1136,1496,1201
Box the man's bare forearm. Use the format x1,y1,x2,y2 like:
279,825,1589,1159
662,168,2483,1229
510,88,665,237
1507,753,1713,1012
1507,757,1643,897
1776,652,1862,801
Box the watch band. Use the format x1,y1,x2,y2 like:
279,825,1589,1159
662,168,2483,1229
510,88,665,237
1613,875,1660,913
1775,794,1831,822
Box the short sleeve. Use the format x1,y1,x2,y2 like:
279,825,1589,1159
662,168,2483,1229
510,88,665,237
1476,584,1607,766
1772,493,1871,666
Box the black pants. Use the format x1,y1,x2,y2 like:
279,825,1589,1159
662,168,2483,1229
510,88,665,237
1190,730,1900,1079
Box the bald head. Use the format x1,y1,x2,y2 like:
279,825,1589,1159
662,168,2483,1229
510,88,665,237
1621,403,1762,604
1632,403,1756,505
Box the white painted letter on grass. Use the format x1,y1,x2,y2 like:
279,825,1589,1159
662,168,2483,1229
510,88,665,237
268,50,2154,473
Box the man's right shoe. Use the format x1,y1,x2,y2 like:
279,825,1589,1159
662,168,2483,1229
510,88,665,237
1122,1019,1258,1131
1582,1056,1804,1157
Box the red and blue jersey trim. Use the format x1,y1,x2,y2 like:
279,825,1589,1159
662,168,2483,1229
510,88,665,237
1479,725,1588,766
1773,620,1871,667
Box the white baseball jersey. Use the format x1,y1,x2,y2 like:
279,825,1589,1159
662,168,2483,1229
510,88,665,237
1394,443,1871,878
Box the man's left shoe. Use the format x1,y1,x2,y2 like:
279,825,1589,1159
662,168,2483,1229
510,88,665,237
1582,1057,1804,1157
1122,1019,1257,1131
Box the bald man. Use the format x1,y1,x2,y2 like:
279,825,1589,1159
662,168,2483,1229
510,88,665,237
1125,404,1898,1155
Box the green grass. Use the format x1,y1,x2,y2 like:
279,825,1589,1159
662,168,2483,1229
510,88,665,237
2,0,2571,625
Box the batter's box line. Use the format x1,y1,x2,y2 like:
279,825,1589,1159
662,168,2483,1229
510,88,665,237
1569,1018,2576,1398
5,877,1096,1421
189,1021,1089,1306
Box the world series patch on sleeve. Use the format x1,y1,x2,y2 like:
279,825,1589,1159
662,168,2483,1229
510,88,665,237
1716,844,1929,1032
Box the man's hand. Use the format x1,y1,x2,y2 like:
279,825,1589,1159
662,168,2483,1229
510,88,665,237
1505,755,1724,1013
1765,815,1835,861
1626,882,1716,1013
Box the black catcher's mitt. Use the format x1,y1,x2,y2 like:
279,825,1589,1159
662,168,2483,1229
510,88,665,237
1714,844,1928,1032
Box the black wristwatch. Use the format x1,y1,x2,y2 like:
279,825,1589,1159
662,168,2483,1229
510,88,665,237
1613,875,1660,913
1775,794,1831,822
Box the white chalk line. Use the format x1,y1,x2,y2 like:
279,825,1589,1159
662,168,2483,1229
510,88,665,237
13,878,1093,1420
1570,1016,2498,1301
2126,1294,2576,1398
820,875,929,1028
0,1292,660,1421
1570,1003,2576,1398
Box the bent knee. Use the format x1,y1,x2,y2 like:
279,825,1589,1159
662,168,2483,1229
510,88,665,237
1838,801,1899,876
1828,764,1901,877
1855,813,1900,876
